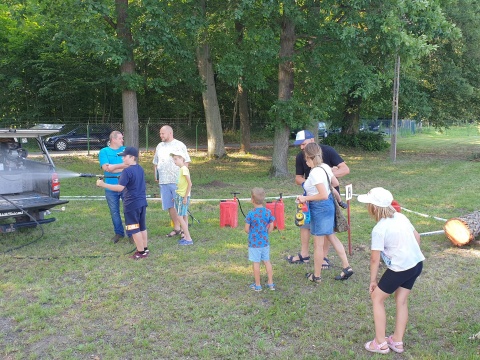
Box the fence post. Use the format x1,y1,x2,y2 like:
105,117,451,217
146,119,149,151
87,123,90,155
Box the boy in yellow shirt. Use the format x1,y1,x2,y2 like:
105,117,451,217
170,151,193,245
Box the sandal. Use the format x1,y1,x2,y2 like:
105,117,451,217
364,339,390,354
322,257,332,270
305,273,321,283
166,229,183,238
335,266,354,280
386,335,404,353
285,253,310,264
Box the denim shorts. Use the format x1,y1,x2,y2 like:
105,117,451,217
174,194,190,216
160,183,177,210
248,246,270,262
309,194,335,236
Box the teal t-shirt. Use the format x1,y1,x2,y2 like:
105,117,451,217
98,146,126,186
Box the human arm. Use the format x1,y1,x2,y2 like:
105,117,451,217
295,174,305,186
102,163,128,173
153,165,158,182
297,183,329,203
183,174,192,204
244,223,250,234
268,221,274,233
96,179,125,192
414,229,421,245
369,250,381,293
331,162,349,178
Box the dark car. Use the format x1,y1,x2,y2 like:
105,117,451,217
44,125,113,151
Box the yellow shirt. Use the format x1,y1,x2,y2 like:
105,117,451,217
176,165,191,197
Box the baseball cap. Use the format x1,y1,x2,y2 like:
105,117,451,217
357,187,394,208
294,130,315,145
117,146,139,157
170,150,185,159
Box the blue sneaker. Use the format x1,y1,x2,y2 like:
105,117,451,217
249,283,262,292
266,283,276,291
178,239,193,246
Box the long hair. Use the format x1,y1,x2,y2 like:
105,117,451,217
304,142,323,167
367,203,396,222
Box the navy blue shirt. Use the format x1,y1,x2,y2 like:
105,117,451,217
118,164,148,211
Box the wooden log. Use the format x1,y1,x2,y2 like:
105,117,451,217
443,211,480,246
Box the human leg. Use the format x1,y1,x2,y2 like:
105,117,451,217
367,286,390,351
387,287,411,353
308,235,324,280
264,260,273,286
326,234,353,280
161,184,181,234
286,226,311,263
105,190,124,237
252,262,261,286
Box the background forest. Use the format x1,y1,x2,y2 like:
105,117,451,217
1,1,479,166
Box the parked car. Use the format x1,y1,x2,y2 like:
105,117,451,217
318,122,327,138
44,124,112,151
291,122,328,139
0,124,68,232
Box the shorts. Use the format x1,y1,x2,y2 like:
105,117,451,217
309,194,335,236
378,261,423,294
124,206,147,236
160,183,177,210
174,194,190,216
248,246,270,263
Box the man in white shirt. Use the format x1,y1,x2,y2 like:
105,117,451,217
153,125,191,237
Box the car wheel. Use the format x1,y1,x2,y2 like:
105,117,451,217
54,140,68,151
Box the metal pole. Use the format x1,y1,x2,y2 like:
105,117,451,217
390,55,400,162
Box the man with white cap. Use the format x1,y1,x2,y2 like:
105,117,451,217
285,130,350,268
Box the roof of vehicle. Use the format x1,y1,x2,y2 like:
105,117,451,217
0,124,64,138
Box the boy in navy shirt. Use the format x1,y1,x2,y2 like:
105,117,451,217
97,147,149,259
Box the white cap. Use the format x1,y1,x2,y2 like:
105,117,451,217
357,187,394,208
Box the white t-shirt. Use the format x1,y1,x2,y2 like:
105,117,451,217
371,212,425,272
303,164,333,197
152,139,191,184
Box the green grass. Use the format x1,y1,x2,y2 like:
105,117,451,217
1,126,480,359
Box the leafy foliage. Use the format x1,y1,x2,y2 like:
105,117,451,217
323,131,390,151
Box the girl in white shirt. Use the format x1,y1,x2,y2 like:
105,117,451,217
358,187,425,355
296,143,353,283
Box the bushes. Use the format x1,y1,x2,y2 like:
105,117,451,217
323,131,389,151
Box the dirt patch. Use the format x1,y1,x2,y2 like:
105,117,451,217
199,180,230,188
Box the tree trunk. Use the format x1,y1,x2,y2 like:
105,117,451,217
444,211,480,246
342,89,362,135
196,43,226,158
271,16,295,177
116,0,139,148
238,82,250,153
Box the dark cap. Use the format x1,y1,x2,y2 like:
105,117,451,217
117,146,139,157
294,130,315,145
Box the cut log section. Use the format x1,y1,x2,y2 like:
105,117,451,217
443,211,480,246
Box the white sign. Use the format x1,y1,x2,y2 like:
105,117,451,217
345,184,353,201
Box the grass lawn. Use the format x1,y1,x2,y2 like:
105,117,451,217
1,126,479,359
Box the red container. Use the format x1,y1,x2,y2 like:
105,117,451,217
391,200,401,212
266,199,285,230
220,200,238,228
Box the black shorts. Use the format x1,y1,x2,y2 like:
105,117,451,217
124,206,147,236
378,261,423,294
